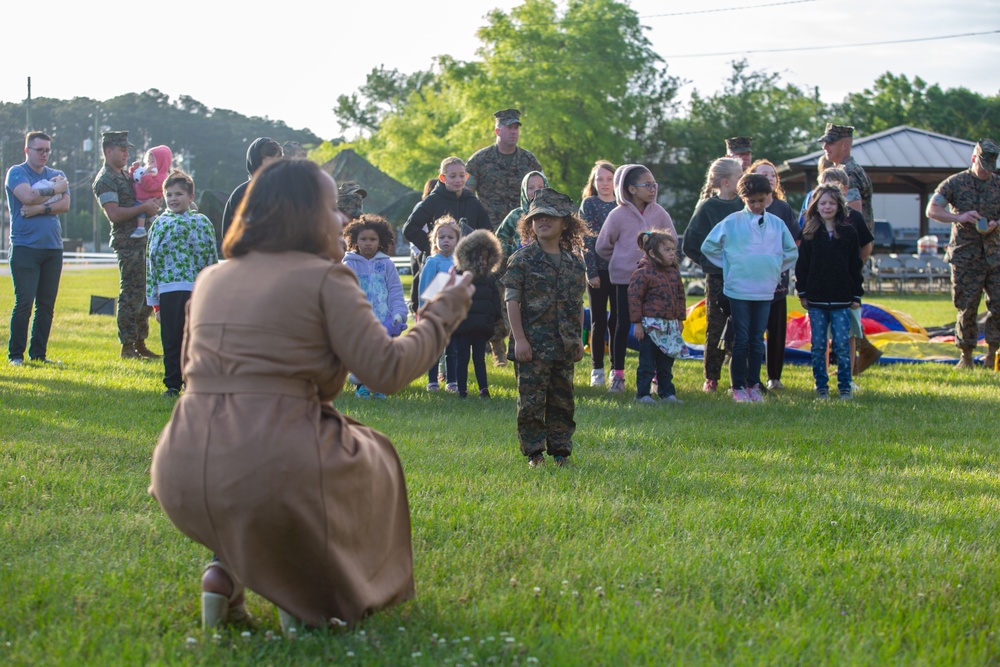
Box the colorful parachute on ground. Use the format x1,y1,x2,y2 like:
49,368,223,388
681,300,978,365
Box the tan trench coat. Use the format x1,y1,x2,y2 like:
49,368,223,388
150,250,469,627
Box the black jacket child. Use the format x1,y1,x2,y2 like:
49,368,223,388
453,230,503,337
795,222,864,308
403,181,492,255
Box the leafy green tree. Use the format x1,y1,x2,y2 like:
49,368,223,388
833,72,1000,141
661,60,826,229
334,66,436,137
348,0,680,195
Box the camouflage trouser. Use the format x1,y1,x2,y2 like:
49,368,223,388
115,242,151,345
516,358,575,458
704,274,727,381
952,257,1000,348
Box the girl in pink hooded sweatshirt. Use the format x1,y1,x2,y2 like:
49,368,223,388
128,144,173,239
595,164,677,394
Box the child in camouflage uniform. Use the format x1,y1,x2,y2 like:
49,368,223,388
503,188,588,468
146,170,218,396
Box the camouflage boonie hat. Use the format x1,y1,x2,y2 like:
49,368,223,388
725,136,753,154
525,188,574,220
974,139,999,168
494,109,522,127
101,131,134,148
818,124,854,143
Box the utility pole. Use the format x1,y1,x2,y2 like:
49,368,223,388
92,108,101,252
26,77,31,130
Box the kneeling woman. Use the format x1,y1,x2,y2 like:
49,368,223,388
149,160,473,632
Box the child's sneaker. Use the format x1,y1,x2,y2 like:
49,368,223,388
815,388,829,400
661,395,683,404
553,455,570,467
426,382,440,392
850,380,861,394
651,375,658,395
747,384,764,402
348,372,361,386
356,385,372,399
634,395,656,404
590,368,605,387
459,390,468,399
702,379,718,393
479,388,491,399
445,382,459,393
732,387,752,403
607,375,625,393
528,454,544,468
130,226,147,239
839,390,853,400
372,391,387,400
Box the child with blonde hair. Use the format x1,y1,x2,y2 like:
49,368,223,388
418,215,463,391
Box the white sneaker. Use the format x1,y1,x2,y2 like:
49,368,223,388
661,395,683,404
850,380,861,393
130,226,147,239
766,379,784,391
634,395,656,404
590,368,605,387
608,375,625,393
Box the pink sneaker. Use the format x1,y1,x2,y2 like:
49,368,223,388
747,384,764,402
732,387,751,403
702,379,718,393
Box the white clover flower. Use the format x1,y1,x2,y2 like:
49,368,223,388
347,651,355,657
412,651,422,658
533,587,541,597
241,631,251,639
185,637,197,645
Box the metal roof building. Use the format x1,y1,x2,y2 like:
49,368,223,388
778,125,977,234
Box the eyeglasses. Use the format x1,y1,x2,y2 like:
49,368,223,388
28,147,51,155
633,182,658,190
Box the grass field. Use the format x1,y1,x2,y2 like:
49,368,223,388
2,268,999,666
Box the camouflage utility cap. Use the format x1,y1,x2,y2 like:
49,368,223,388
525,188,574,220
338,180,368,199
818,124,854,143
725,136,753,154
494,109,522,127
102,131,134,148
974,139,999,167
281,141,308,159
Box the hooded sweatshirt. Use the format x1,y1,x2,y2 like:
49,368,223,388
402,181,492,256
595,164,677,285
700,207,799,301
341,250,408,327
222,137,275,239
131,145,173,201
495,170,548,261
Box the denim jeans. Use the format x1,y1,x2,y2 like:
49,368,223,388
810,307,852,394
428,340,457,385
8,245,63,361
728,298,771,390
636,335,675,398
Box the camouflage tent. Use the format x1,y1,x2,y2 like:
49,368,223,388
321,149,422,227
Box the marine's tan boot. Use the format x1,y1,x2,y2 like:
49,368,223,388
985,343,999,371
854,337,883,375
955,346,976,370
134,339,161,359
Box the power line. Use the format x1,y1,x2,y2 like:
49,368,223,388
641,0,816,20
663,29,1000,59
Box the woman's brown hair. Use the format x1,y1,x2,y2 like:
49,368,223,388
223,159,339,258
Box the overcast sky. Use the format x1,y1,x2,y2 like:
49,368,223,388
2,0,997,140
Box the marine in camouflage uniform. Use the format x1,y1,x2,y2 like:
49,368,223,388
466,109,543,363
502,189,586,464
338,180,366,221
92,131,158,358
819,124,874,231
927,139,1000,368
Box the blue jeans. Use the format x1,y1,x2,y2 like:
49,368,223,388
636,335,675,398
728,298,771,390
8,245,63,361
810,307,852,394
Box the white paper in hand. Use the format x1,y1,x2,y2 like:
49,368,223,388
420,271,453,302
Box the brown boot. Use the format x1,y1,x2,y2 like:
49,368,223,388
986,344,999,371
955,346,975,370
121,344,141,359
854,337,882,375
134,339,161,359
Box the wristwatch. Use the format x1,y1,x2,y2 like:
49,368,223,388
44,205,52,215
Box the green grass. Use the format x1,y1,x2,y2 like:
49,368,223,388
2,268,999,666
